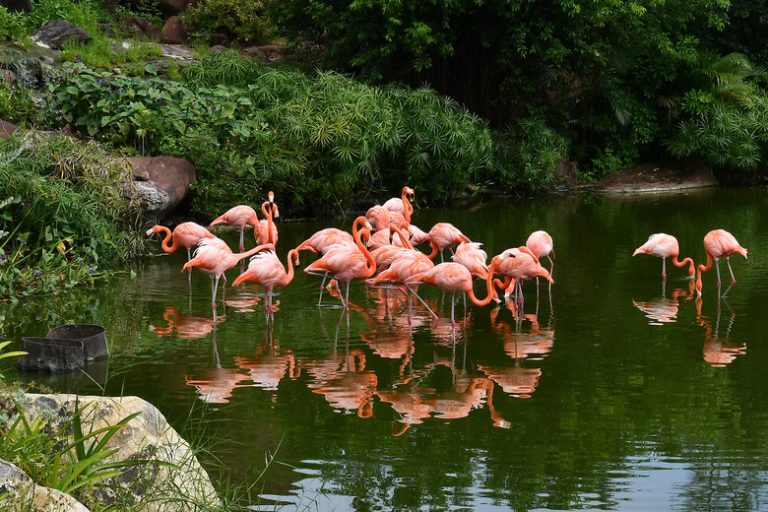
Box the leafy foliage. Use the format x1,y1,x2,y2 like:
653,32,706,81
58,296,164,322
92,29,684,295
182,0,272,45
47,60,504,215
0,133,144,299
0,6,26,41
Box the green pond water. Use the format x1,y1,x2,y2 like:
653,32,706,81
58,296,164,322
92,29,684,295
4,187,768,511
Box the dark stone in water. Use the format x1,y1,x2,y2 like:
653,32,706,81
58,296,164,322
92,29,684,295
19,324,108,373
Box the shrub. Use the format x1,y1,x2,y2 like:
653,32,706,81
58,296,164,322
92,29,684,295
0,132,144,299
47,61,497,216
0,6,26,41
182,0,272,45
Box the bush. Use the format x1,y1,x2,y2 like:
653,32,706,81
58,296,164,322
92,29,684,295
0,6,27,41
0,132,144,299
0,82,36,124
47,60,497,216
182,0,272,45
494,118,569,191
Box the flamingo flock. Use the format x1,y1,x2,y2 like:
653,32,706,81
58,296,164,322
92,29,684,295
147,185,749,327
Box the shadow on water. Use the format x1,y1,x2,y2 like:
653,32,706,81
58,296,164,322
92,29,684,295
4,188,768,511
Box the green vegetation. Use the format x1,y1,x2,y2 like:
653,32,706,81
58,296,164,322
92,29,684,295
182,0,272,45
46,56,503,215
0,133,144,300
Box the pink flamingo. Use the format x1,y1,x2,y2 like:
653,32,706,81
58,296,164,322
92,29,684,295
406,261,496,326
255,191,279,246
145,221,216,266
304,216,376,310
695,229,748,296
492,247,553,309
633,233,695,280
182,240,274,312
209,204,260,251
233,248,300,321
526,230,555,276
383,186,415,216
426,223,471,261
452,242,491,280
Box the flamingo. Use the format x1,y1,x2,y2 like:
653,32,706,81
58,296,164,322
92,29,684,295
182,240,274,312
405,261,496,326
526,230,555,275
294,227,357,302
255,191,279,246
232,248,300,321
492,247,553,309
408,224,431,246
209,204,260,251
695,229,748,296
452,242,491,280
426,223,471,261
145,221,216,267
633,233,695,280
383,186,415,216
304,216,376,310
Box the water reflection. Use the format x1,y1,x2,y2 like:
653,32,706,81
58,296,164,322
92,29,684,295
632,280,695,326
478,305,554,398
696,296,747,367
185,326,249,404
151,306,221,340
305,313,378,418
235,326,299,390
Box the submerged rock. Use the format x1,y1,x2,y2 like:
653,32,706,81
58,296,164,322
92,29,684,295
0,393,222,511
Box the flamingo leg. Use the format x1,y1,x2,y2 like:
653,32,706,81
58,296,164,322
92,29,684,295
343,281,351,311
547,254,554,277
450,292,457,327
662,257,667,280
317,273,329,306
239,228,245,252
726,257,737,285
408,287,438,321
715,259,722,289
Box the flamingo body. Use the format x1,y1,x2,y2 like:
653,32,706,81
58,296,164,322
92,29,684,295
633,233,694,278
695,229,748,295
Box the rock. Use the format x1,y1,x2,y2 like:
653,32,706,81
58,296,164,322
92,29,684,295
159,0,190,15
0,0,31,12
127,156,195,222
0,459,91,511
0,119,18,139
209,33,229,47
98,22,115,37
0,394,221,511
160,44,195,61
32,20,92,50
243,44,286,62
125,16,162,41
1,68,15,85
161,16,188,44
209,45,228,53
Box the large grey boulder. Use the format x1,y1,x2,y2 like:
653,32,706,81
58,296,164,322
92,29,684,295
0,393,221,511
0,459,91,512
32,20,92,50
128,156,196,223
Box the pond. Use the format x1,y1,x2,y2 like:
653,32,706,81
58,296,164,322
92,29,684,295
4,187,768,511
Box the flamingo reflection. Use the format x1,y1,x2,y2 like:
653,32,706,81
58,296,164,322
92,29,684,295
632,280,695,325
304,312,378,418
151,306,222,340
235,326,299,390
478,305,553,398
696,296,746,367
185,327,249,404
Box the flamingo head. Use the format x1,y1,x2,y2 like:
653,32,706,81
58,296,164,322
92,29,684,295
145,225,162,237
403,186,415,200
491,250,516,267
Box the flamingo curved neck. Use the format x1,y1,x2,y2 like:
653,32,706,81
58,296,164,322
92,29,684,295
390,224,413,250
672,255,695,276
695,252,714,295
262,201,275,244
427,241,440,260
234,243,275,266
282,249,299,286
468,263,497,307
401,189,413,223
158,226,178,253
352,218,376,277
